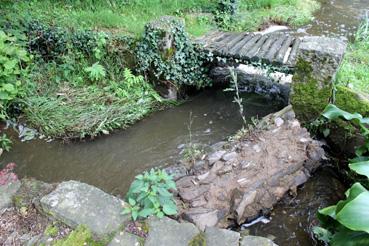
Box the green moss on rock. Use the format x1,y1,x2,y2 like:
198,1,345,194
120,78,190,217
335,85,369,117
54,225,103,246
291,59,333,122
188,232,206,246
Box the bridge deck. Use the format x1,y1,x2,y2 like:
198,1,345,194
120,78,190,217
197,32,301,68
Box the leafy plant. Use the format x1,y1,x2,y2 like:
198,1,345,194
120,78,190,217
84,62,106,81
0,133,12,152
213,0,239,29
314,104,369,245
0,31,29,120
123,169,177,221
224,67,247,126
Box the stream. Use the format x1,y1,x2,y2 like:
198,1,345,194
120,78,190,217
1,90,282,196
1,0,368,245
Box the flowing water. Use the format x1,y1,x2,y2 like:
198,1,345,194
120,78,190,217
303,0,369,39
1,90,282,195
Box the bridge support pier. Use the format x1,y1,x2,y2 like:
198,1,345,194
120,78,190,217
290,36,347,123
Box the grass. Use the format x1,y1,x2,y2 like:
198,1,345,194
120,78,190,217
1,0,319,37
235,0,320,31
336,16,369,93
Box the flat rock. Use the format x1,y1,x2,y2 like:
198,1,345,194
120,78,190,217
207,151,226,165
108,231,141,246
183,208,219,231
145,216,199,246
240,236,278,246
40,181,128,237
0,180,21,209
163,165,187,181
205,227,240,246
222,151,238,162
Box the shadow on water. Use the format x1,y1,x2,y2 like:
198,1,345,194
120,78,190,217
245,167,347,246
1,90,282,196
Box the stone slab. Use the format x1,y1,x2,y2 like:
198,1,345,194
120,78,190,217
145,216,199,246
0,180,21,209
109,231,141,246
40,181,129,237
205,227,240,246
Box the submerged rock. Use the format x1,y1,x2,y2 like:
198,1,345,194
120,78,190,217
240,235,278,246
175,106,324,228
40,181,129,237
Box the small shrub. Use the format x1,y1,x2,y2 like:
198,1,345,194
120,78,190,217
0,31,30,120
213,0,239,29
123,169,177,221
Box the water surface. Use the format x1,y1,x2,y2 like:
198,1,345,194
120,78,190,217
1,90,282,195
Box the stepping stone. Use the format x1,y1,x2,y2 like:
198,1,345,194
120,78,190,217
240,236,278,246
145,216,199,246
109,231,142,246
205,227,240,246
0,179,21,209
40,181,129,237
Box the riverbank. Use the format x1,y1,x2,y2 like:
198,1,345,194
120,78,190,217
1,105,322,245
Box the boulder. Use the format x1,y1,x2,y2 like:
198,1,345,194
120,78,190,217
108,231,141,246
207,151,226,165
205,227,240,246
145,216,199,246
0,179,21,209
40,181,129,237
183,208,219,231
240,236,278,246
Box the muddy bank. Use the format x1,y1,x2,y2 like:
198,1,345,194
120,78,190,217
166,106,325,229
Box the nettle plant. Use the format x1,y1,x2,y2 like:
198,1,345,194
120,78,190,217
123,169,177,221
314,104,369,245
0,31,29,120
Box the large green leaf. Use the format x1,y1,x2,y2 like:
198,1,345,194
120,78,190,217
336,192,369,233
163,202,177,215
350,161,369,178
336,183,367,214
322,104,369,125
331,226,369,246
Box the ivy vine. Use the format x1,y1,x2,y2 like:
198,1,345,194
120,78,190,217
135,16,213,90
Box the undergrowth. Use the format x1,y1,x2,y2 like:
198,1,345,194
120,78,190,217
337,15,369,93
1,0,319,37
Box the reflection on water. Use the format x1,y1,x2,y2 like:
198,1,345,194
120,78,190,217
1,90,282,196
303,0,369,39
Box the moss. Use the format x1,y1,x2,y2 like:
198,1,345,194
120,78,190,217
335,85,369,117
188,232,206,246
291,59,333,123
44,224,59,237
54,225,103,246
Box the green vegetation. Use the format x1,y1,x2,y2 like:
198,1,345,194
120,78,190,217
314,104,369,245
54,225,103,246
123,169,177,221
44,224,59,237
1,0,318,37
189,232,207,246
337,17,369,94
